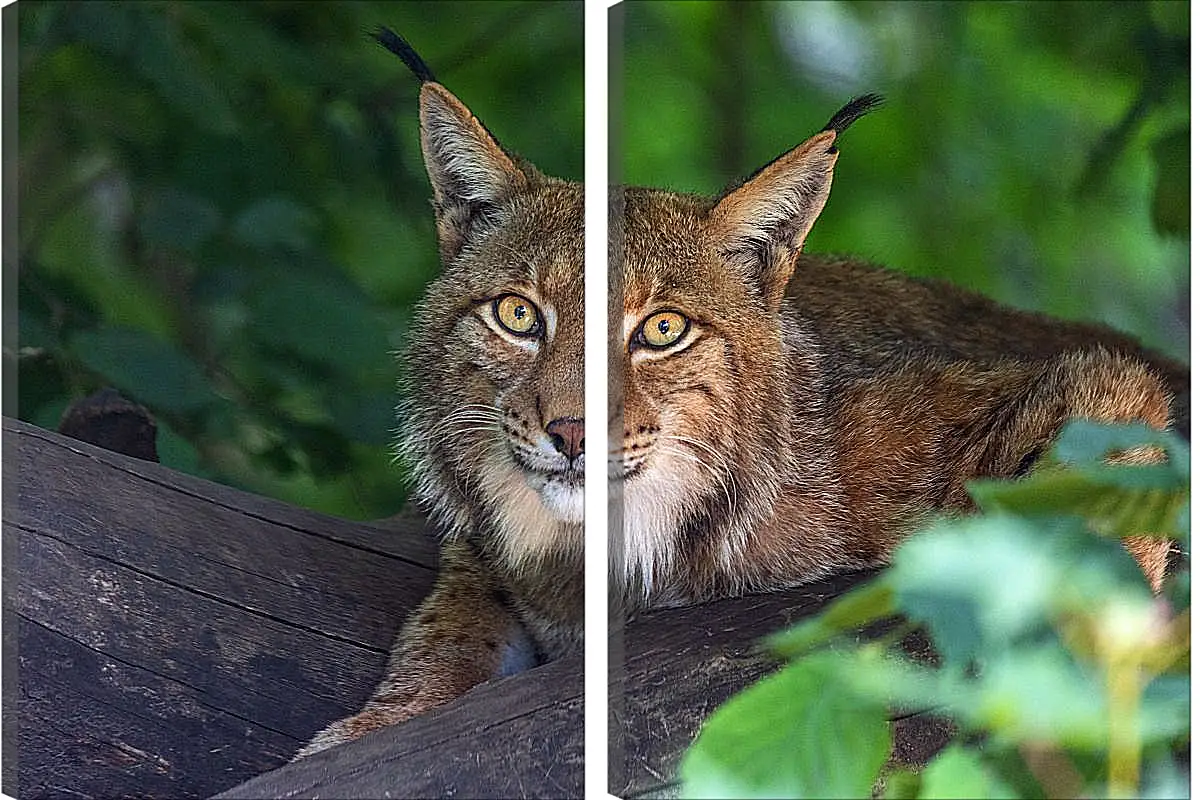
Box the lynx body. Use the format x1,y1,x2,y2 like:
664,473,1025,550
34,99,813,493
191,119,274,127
617,184,1179,604
297,32,1184,757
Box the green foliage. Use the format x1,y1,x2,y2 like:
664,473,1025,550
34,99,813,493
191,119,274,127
914,746,1017,800
679,651,892,799
969,422,1190,545
17,0,582,517
69,325,222,413
680,421,1190,799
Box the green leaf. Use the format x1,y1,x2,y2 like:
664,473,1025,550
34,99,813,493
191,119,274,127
63,2,135,58
881,640,1187,752
69,326,221,415
33,44,168,147
327,387,398,446
233,195,319,252
965,646,1109,747
1139,753,1192,799
1164,562,1188,616
324,190,440,305
18,304,56,351
768,578,896,659
890,515,1151,667
1139,675,1191,744
156,419,203,476
917,746,1017,799
128,8,238,136
1150,126,1189,238
975,745,1051,800
139,187,222,254
285,420,353,479
37,203,175,338
1051,421,1189,478
968,470,1188,542
967,421,1190,543
246,264,390,374
881,769,921,800
678,652,891,799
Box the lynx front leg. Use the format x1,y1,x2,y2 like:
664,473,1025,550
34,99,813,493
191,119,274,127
295,541,531,759
839,348,1176,588
970,348,1175,590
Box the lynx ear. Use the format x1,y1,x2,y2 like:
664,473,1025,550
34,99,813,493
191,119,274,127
709,94,882,307
418,82,532,260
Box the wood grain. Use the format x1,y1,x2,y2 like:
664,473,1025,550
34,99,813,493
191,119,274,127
7,418,435,797
217,655,584,799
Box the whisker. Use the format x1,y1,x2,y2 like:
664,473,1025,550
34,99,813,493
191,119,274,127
445,425,502,440
426,406,504,438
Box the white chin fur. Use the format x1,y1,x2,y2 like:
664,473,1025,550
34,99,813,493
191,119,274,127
613,457,704,595
536,480,584,523
477,445,581,564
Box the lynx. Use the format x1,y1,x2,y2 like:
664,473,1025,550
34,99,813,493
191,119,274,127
297,30,1186,757
613,97,1185,604
295,29,584,758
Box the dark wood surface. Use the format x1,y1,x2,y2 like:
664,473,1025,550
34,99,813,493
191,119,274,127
217,575,887,800
217,654,585,799
7,417,948,799
7,418,437,798
54,387,160,463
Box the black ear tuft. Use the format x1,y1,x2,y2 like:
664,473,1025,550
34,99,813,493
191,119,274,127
822,93,884,150
376,26,437,84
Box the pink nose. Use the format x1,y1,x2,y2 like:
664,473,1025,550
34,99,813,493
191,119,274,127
545,417,584,461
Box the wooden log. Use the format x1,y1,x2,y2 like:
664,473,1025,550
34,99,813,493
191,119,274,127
55,387,159,463
611,576,881,798
216,655,584,799
7,418,436,798
8,418,949,799
217,573,887,800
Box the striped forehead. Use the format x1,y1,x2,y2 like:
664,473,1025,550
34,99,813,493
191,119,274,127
532,251,583,298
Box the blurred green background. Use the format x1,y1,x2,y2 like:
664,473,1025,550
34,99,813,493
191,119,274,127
620,1,1188,362
16,0,582,519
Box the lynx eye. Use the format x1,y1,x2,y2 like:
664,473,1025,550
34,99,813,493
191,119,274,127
493,294,541,337
639,310,689,349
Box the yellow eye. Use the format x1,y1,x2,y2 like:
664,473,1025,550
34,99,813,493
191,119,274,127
639,310,689,349
493,294,541,336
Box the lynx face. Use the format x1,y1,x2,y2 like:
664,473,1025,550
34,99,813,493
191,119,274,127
614,190,799,596
398,83,585,570
404,182,584,565
612,122,849,600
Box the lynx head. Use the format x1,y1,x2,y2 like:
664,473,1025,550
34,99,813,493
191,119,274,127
384,30,584,570
614,96,881,598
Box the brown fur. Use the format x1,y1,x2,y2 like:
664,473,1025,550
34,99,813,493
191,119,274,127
614,130,1183,604
297,65,1185,756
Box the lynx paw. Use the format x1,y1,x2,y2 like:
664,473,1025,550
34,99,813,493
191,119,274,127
293,705,420,760
1060,349,1172,430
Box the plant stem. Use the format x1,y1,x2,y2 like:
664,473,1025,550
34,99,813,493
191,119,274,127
1105,652,1141,799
